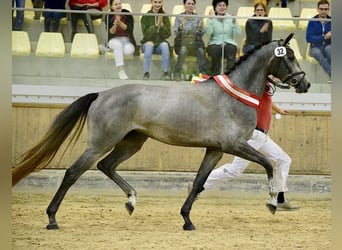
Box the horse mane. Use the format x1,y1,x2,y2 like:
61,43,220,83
224,39,279,75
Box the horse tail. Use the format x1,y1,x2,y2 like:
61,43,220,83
12,92,99,187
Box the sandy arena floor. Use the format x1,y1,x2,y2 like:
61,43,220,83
12,189,331,250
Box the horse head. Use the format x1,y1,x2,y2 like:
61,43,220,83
268,33,311,93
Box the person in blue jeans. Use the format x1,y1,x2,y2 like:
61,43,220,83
12,0,25,31
43,0,67,32
140,0,171,80
173,0,207,81
306,0,331,78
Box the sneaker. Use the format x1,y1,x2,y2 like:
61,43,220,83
143,72,150,80
174,73,181,82
277,201,299,211
118,70,128,80
163,71,170,80
98,44,111,54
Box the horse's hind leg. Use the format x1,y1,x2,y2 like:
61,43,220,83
181,148,223,230
97,131,148,215
46,148,103,229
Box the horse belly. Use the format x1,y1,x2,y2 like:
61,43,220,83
139,121,223,148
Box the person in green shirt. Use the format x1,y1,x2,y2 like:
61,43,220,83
140,0,171,80
205,0,241,75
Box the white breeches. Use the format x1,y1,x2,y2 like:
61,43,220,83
204,129,291,192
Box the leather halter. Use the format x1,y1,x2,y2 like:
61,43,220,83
270,40,306,89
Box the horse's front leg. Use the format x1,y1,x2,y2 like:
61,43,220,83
181,149,223,230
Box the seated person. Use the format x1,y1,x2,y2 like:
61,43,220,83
205,0,241,76
32,0,44,19
69,0,108,41
306,0,331,78
103,0,136,80
243,2,272,55
12,0,25,31
140,0,171,80
173,0,207,81
43,0,67,32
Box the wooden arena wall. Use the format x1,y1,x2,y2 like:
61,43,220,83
12,103,331,175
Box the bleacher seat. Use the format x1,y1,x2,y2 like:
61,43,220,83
298,8,317,31
35,32,65,57
70,33,99,59
170,5,184,28
268,7,296,31
139,4,152,23
105,51,134,60
288,38,303,63
203,5,213,27
239,37,246,57
305,43,318,64
236,6,254,30
122,3,132,12
12,31,31,56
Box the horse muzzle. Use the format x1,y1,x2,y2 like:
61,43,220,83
295,76,311,93
284,71,310,93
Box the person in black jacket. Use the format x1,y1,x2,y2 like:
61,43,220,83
42,0,67,32
243,2,272,55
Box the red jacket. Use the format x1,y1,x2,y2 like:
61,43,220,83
68,0,107,10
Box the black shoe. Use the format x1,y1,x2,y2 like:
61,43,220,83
163,71,170,80
143,72,150,80
174,73,181,82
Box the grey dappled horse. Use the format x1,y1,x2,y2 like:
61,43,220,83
12,33,310,231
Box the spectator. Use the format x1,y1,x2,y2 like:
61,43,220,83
12,0,25,31
243,2,272,55
140,0,171,80
173,0,207,81
32,0,44,19
306,0,331,78
201,78,299,211
205,0,241,76
277,0,296,8
101,0,136,80
254,0,268,7
69,0,108,41
42,0,67,32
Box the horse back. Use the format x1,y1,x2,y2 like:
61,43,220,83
87,83,257,148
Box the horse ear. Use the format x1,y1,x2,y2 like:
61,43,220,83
283,33,294,46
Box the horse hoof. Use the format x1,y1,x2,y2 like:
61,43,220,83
125,202,135,215
46,223,59,230
266,203,277,215
183,223,196,231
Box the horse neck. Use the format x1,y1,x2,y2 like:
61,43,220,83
229,43,277,97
